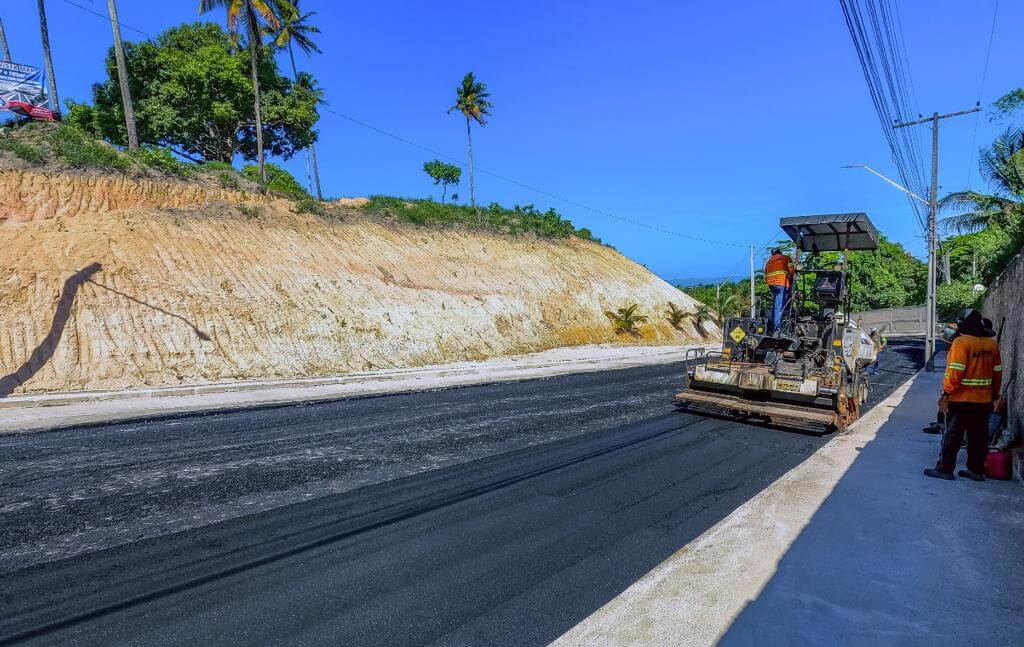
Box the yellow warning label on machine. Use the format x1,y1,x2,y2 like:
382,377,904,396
729,326,746,344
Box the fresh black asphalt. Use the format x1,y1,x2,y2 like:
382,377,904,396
0,340,923,645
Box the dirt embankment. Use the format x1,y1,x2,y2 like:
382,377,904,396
0,170,715,395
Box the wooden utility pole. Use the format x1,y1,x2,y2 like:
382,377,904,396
106,0,138,149
894,105,980,372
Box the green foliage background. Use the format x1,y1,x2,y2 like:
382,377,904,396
66,22,319,164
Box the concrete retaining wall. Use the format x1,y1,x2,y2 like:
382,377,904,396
982,249,1024,483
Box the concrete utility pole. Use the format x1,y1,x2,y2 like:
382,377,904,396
749,245,756,318
0,17,12,62
894,105,980,372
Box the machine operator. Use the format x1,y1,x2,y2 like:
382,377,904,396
764,247,795,334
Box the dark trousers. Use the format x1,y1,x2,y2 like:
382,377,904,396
936,402,992,474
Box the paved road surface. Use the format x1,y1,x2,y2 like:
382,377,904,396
0,341,923,645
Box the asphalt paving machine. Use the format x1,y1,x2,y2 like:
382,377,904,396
675,213,880,433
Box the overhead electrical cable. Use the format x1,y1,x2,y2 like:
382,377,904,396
61,0,755,250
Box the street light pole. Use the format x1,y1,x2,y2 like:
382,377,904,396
894,105,980,372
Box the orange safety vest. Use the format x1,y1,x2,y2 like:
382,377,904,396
764,253,794,288
944,334,1002,403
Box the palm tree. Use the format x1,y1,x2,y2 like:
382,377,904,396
665,302,687,330
448,73,492,207
940,127,1024,237
693,304,713,337
604,304,648,337
268,0,323,198
37,0,60,113
106,0,138,149
200,0,296,182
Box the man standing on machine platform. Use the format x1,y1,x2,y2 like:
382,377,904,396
765,247,795,334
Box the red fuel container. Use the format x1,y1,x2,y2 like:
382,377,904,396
986,448,1012,480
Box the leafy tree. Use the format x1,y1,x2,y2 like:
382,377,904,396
66,23,318,165
267,0,324,198
936,281,982,321
199,0,297,182
423,159,461,201
684,235,925,314
604,304,647,336
448,73,491,207
943,225,1016,284
991,88,1024,122
242,161,305,197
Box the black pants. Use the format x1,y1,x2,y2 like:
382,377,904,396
936,402,992,474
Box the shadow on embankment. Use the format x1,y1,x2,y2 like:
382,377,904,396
0,264,211,397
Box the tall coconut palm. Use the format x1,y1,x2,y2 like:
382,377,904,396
448,73,491,207
0,17,12,62
269,0,323,198
36,0,60,113
199,0,295,182
106,0,138,149
940,127,1024,237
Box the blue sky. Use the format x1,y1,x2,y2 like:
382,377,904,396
3,1,1018,279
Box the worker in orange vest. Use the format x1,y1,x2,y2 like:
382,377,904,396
924,309,1002,481
764,247,795,333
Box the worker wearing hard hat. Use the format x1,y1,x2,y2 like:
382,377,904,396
924,309,1002,481
764,247,795,334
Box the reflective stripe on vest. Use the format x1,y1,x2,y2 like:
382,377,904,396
961,378,992,386
948,362,966,371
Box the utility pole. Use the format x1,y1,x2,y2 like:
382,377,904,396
749,245,756,318
106,0,138,150
0,17,11,62
894,105,980,372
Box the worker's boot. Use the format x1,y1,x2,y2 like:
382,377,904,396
957,469,985,482
923,468,954,481
921,423,942,435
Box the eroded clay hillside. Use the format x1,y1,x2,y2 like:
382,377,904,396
0,169,714,395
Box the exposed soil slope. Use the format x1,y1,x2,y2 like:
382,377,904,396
0,170,714,395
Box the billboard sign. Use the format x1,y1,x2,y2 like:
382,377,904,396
0,60,55,121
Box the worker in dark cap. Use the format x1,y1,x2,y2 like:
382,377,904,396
924,309,1003,481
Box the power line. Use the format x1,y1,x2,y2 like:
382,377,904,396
59,0,753,250
965,0,1000,187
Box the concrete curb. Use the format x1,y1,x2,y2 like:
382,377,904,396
553,369,921,646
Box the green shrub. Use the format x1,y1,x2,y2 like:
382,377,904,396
239,204,262,220
362,196,599,241
200,160,235,172
295,197,327,216
128,145,192,176
604,304,648,336
664,302,687,330
936,281,983,322
50,125,130,170
242,162,307,198
0,137,43,164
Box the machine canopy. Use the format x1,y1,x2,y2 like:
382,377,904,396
779,213,879,252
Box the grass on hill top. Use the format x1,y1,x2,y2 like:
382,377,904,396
362,196,603,243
